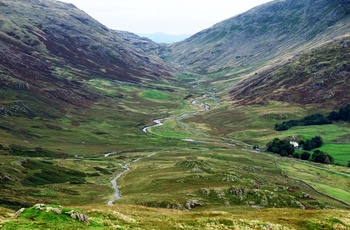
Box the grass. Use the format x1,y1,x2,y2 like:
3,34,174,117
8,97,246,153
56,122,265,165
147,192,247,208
106,148,349,211
148,119,197,139
280,124,350,165
278,159,350,204
2,199,350,229
1,75,350,229
140,90,170,101
184,101,350,164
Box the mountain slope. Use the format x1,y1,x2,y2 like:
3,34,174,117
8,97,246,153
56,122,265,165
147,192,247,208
167,0,350,74
0,0,173,112
230,36,350,107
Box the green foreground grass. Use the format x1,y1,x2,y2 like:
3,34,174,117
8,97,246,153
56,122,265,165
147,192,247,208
2,204,350,229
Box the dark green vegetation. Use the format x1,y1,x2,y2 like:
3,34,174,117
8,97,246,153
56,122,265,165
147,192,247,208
266,138,295,156
267,135,324,155
311,150,334,164
275,105,350,131
1,0,350,229
275,114,332,131
266,136,333,165
302,136,323,151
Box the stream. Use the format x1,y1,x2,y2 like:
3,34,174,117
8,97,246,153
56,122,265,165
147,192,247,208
107,157,141,206
142,119,165,133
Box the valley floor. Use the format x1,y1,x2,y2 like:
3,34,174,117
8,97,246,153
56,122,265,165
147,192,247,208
1,77,350,229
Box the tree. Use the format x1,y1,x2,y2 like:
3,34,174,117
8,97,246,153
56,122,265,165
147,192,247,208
327,104,350,122
328,111,340,121
311,150,334,164
303,140,313,151
292,152,300,159
312,136,323,147
275,123,289,131
280,150,289,157
339,105,350,122
300,151,311,160
266,138,295,156
302,136,323,151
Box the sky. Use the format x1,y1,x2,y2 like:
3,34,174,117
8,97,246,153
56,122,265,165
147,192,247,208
59,0,272,35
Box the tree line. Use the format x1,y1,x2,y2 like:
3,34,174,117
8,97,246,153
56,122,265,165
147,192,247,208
275,104,350,131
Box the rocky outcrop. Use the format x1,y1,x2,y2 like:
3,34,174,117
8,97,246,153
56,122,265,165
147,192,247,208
14,204,91,224
69,211,89,224
185,200,202,210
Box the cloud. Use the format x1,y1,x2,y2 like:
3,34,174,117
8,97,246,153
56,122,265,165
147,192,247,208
59,0,272,34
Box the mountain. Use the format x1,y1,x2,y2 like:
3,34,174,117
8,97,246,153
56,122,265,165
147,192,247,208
166,0,350,74
0,0,173,112
230,36,350,107
138,32,192,43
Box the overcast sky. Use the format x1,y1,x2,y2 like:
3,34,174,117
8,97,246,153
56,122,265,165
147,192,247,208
59,0,272,35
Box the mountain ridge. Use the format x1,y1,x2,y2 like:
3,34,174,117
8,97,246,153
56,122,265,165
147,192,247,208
166,0,350,75
0,0,174,113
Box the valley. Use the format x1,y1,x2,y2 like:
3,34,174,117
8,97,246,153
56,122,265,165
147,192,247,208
1,0,350,229
1,74,349,229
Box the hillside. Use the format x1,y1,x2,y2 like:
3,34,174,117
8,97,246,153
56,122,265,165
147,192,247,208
0,0,173,114
230,36,350,107
167,0,350,74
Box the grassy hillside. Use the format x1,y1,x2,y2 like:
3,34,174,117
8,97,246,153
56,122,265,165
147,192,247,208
230,36,350,107
167,0,350,75
0,0,175,118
